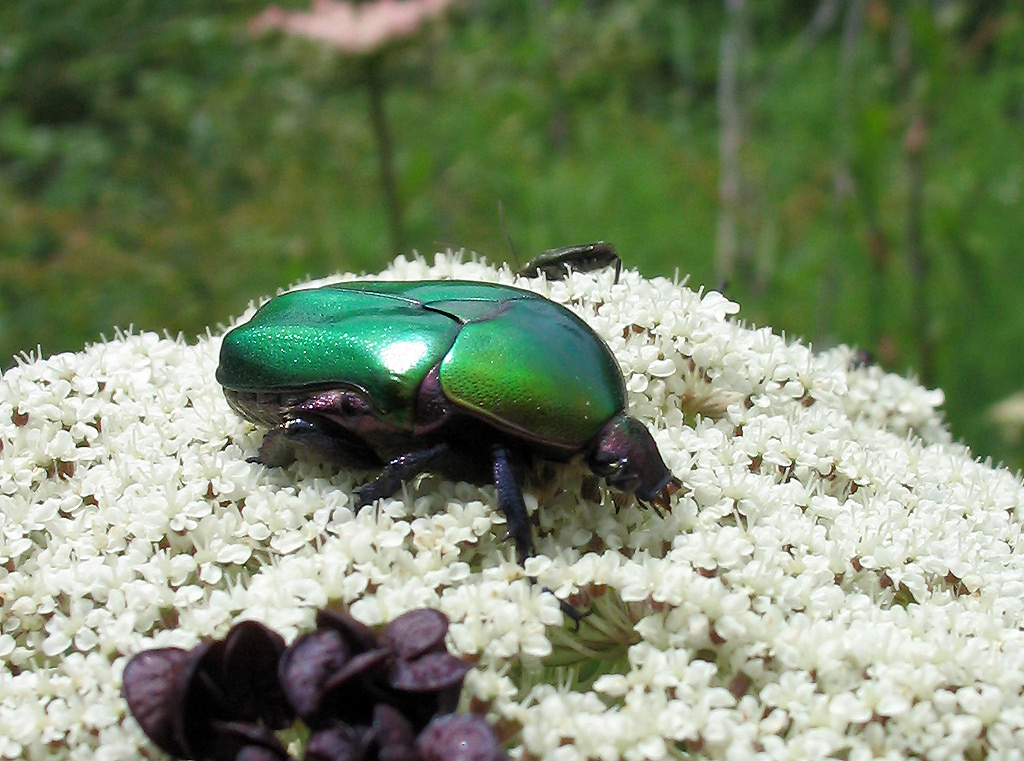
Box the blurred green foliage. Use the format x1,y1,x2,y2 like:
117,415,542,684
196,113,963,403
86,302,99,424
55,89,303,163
2,1,1023,467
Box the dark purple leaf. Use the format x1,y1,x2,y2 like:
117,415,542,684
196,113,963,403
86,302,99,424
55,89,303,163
322,648,390,694
221,620,292,728
416,714,507,761
388,653,471,693
379,609,449,661
304,725,370,761
279,630,352,722
122,647,194,758
237,746,293,761
371,704,418,761
315,609,380,653
314,647,391,728
178,641,236,758
208,721,290,761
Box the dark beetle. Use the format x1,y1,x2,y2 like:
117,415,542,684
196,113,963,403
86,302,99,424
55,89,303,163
217,274,678,562
516,241,621,282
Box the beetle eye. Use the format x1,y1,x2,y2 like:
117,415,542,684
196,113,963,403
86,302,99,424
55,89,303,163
592,453,635,490
605,461,641,492
591,451,623,473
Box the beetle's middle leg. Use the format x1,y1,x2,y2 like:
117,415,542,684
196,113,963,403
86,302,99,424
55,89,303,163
492,445,588,624
491,444,533,564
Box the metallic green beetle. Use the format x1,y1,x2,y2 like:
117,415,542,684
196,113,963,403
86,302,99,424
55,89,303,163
217,279,678,561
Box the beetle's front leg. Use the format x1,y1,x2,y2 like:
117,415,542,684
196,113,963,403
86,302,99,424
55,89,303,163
256,415,379,469
354,443,450,509
491,445,533,564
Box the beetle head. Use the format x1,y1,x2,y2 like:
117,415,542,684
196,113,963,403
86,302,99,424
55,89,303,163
588,413,679,509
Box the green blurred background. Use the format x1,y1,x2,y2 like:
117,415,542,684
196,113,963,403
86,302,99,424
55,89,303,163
2,1,1024,468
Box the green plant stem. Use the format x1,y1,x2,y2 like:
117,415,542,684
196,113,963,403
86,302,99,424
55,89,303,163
364,53,405,254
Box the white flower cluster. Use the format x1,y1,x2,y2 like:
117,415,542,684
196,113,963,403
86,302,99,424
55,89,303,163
2,253,1023,761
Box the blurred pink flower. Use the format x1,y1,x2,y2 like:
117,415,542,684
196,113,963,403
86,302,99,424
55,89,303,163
250,0,454,55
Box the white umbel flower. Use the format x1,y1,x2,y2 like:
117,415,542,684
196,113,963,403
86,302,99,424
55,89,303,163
2,253,1021,760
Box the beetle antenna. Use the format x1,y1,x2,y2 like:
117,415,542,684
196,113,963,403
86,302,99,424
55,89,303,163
498,200,519,269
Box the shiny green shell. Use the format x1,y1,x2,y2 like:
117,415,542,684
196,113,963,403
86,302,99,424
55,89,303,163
216,280,626,450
